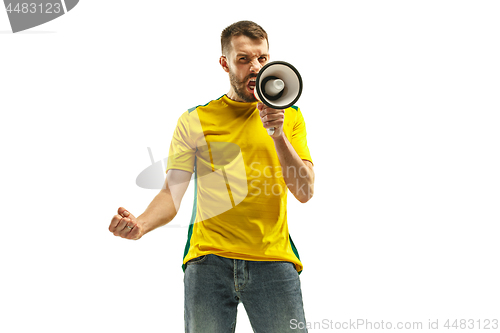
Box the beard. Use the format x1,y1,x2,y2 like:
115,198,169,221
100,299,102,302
229,69,258,103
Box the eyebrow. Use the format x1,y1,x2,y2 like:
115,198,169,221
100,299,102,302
236,53,269,58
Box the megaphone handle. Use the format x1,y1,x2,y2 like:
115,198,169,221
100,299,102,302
267,128,275,135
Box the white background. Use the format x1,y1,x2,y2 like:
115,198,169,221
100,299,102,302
1,1,499,332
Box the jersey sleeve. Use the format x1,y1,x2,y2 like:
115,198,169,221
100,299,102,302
290,107,313,165
166,111,197,173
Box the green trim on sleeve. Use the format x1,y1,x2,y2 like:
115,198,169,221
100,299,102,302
188,95,225,113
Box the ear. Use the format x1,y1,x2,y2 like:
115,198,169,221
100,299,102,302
219,56,230,73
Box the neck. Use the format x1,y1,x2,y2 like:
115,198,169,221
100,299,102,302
226,89,244,103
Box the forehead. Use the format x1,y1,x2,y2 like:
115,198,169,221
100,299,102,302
229,35,268,56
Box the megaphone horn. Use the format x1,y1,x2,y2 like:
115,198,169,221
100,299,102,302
253,61,303,135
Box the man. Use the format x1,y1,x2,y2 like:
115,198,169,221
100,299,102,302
109,21,314,333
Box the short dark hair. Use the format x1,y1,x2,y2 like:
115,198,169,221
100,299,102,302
221,20,269,56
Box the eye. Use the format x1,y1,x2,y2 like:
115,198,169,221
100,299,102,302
259,56,267,62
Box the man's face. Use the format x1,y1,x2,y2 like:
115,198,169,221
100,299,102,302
221,35,269,102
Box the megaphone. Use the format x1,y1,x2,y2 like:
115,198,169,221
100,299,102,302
253,61,303,135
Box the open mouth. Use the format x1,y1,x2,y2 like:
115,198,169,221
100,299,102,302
247,78,256,91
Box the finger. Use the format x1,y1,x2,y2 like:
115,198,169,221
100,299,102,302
266,108,284,115
117,207,135,219
262,113,277,122
119,218,138,237
113,217,129,236
261,109,283,120
261,111,275,123
109,214,123,232
262,112,284,124
264,117,285,129
264,122,280,129
127,227,141,240
258,105,269,116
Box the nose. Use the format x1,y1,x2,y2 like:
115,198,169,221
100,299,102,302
249,58,262,74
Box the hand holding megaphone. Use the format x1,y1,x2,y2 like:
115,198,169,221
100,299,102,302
257,102,285,137
253,61,303,135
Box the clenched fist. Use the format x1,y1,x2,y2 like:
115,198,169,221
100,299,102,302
257,102,284,138
109,207,144,240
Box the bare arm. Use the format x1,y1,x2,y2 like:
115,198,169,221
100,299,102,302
258,103,315,203
109,169,193,240
139,169,192,233
273,134,315,203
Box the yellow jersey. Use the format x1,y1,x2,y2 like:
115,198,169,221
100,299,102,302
166,95,313,274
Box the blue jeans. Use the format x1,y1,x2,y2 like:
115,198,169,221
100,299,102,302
184,254,308,333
